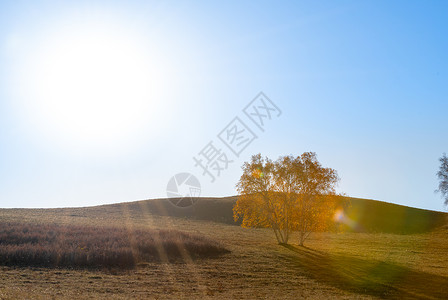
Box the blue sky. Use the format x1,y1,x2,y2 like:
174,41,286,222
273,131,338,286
0,0,447,210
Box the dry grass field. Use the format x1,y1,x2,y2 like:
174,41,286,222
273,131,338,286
0,199,447,299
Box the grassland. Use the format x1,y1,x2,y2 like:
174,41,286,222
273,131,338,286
0,197,447,299
0,222,229,268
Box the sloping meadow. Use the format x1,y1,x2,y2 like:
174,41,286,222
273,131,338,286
0,222,229,268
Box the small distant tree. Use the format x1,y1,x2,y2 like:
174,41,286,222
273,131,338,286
234,152,340,245
437,153,448,207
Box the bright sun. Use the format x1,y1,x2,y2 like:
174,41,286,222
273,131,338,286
11,18,166,156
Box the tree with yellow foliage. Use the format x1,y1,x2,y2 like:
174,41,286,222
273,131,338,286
234,152,339,245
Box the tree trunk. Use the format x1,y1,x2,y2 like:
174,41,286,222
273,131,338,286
272,228,281,244
298,231,305,246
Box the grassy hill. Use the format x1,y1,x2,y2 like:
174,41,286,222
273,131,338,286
102,196,447,234
2,196,444,234
0,196,447,299
339,197,447,234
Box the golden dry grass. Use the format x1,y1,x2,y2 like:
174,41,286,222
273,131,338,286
0,201,447,299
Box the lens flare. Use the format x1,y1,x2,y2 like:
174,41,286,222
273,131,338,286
334,208,357,230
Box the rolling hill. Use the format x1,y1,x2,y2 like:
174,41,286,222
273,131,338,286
1,196,446,235
94,196,447,234
1,196,447,299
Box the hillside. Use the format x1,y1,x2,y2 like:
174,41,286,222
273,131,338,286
0,196,447,299
1,196,445,235
98,196,446,234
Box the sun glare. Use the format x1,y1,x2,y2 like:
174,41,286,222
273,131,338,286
11,18,167,156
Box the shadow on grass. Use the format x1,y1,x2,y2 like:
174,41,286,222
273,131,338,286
279,244,447,299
